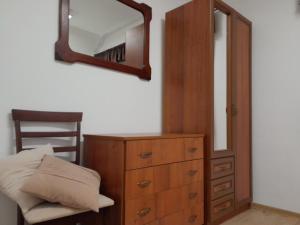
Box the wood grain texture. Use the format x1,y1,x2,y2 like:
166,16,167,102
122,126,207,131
210,176,235,201
125,24,144,68
163,0,252,224
184,138,204,161
125,195,156,225
231,15,252,209
210,157,235,180
163,0,214,150
84,134,204,225
125,167,155,200
84,133,204,141
210,194,235,222
84,139,125,225
125,160,203,200
156,182,203,218
12,109,82,122
126,138,203,170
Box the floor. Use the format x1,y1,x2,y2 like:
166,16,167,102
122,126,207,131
221,206,300,225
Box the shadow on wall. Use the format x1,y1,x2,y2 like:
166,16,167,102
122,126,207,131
8,113,15,155
297,0,300,14
160,18,165,131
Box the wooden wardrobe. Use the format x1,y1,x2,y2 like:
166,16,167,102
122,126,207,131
163,0,252,225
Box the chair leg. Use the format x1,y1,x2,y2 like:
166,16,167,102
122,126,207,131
17,207,24,225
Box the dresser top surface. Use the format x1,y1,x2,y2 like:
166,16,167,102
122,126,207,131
83,133,204,141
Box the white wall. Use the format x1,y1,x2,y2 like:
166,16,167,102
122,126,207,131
225,0,300,213
0,0,190,224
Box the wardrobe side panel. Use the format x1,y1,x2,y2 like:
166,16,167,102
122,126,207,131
163,0,213,139
232,16,252,208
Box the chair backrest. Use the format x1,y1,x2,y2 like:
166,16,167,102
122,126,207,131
12,109,83,165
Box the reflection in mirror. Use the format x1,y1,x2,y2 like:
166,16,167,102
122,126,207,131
214,10,228,151
69,0,145,69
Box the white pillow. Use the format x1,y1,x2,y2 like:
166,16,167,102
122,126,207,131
0,145,54,213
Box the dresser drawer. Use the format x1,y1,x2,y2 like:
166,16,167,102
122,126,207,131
156,183,203,218
183,204,204,225
210,157,234,179
154,160,203,193
182,182,204,209
158,205,204,225
126,167,154,200
126,138,204,170
210,176,234,200
144,221,160,225
126,160,203,200
210,194,234,221
126,139,184,170
125,195,156,225
184,138,204,160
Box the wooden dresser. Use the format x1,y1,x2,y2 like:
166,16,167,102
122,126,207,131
84,134,204,225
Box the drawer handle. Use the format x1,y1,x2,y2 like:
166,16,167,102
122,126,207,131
215,201,232,213
219,165,229,171
137,180,152,188
137,208,151,218
139,152,153,159
189,192,198,199
188,215,198,223
188,147,198,153
215,164,231,172
188,170,198,176
220,207,228,212
214,182,231,192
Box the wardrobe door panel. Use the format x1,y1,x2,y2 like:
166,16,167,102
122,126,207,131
232,16,252,207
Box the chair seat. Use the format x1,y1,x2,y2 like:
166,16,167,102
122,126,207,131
23,194,114,224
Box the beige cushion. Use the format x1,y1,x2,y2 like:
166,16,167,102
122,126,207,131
24,194,114,224
22,155,101,212
0,145,54,213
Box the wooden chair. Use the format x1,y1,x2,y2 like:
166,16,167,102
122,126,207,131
12,109,113,225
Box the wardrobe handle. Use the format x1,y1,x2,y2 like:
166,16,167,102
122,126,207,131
137,180,152,188
139,152,153,159
137,208,151,217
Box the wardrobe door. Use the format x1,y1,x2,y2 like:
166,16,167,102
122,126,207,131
231,15,252,208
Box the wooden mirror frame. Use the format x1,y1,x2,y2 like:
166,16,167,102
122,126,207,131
211,0,235,159
55,0,152,80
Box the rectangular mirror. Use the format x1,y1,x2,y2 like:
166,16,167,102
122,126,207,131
214,9,229,152
55,0,152,80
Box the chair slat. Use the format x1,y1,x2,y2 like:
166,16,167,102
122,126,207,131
21,131,78,138
12,109,82,122
53,146,77,153
22,146,76,153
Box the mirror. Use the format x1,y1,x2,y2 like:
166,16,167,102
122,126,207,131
214,10,228,151
55,0,152,80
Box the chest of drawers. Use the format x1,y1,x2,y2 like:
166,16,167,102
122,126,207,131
84,134,204,225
